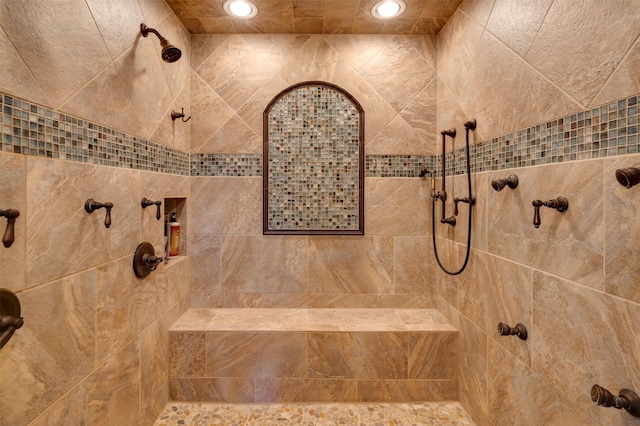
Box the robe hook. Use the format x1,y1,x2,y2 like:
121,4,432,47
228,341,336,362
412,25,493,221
171,108,191,122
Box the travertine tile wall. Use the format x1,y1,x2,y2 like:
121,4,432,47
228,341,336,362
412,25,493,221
0,0,191,425
188,33,440,309
436,1,640,425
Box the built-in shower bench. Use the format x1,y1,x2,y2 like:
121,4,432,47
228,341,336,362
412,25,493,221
168,308,459,403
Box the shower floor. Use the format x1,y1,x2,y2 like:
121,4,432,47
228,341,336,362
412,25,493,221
153,401,475,425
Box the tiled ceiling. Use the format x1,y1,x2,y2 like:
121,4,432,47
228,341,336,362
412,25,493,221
166,0,463,35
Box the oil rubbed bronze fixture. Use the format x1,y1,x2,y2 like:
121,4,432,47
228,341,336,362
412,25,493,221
532,196,568,228
171,108,191,122
140,23,182,63
141,197,162,220
491,174,519,191
615,167,640,188
0,288,24,350
431,119,477,275
85,198,113,228
133,242,164,278
591,384,640,417
497,322,527,340
0,208,19,248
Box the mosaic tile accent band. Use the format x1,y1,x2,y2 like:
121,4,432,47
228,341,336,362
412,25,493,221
264,83,363,233
0,93,190,175
191,153,262,176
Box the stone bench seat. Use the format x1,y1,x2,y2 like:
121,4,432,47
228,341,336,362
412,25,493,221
168,308,459,403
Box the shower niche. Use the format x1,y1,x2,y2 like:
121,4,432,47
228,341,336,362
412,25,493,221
263,81,364,235
164,197,186,260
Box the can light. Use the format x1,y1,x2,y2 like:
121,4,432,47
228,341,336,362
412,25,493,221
371,0,406,19
223,0,258,18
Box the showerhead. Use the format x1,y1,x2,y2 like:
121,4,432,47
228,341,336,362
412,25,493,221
140,23,182,63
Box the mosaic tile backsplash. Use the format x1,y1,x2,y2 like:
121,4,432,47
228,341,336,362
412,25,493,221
2,91,639,180
264,84,362,233
0,93,190,175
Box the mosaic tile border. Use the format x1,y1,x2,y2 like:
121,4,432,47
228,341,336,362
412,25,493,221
191,153,263,176
365,154,436,178
0,93,190,175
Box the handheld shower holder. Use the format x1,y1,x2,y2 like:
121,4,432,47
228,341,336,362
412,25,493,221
0,208,20,248
615,167,640,188
491,174,519,191
532,196,568,228
85,198,113,228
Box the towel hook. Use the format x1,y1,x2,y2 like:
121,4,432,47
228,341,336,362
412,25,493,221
171,108,191,123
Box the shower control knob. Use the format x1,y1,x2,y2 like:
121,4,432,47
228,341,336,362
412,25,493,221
497,322,528,340
591,384,640,417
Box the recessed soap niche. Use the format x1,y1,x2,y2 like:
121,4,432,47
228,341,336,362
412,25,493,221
164,197,187,259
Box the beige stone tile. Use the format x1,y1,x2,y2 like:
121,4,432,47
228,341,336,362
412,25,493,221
433,237,462,300
365,178,431,236
488,337,598,426
191,34,228,71
458,315,488,414
138,0,174,29
306,309,403,331
237,73,290,136
61,63,143,138
0,153,25,292
0,27,50,106
85,339,141,425
113,41,173,139
201,114,261,154
189,177,262,235
356,380,458,402
594,40,640,107
26,159,140,287
0,0,111,107
408,332,458,379
457,251,532,367
533,272,640,424
436,10,483,105
169,331,207,377
394,237,437,300
396,309,456,331
170,309,217,331
28,381,87,426
366,114,432,155
459,0,495,26
0,270,96,425
308,332,408,378
197,36,276,111
398,79,438,154
221,236,308,293
190,72,235,152
526,0,640,107
256,378,357,402
150,81,191,150
244,34,311,71
437,78,471,145
169,377,255,402
96,256,169,364
85,0,145,60
360,36,436,113
206,332,307,378
141,382,170,426
486,0,552,57
458,32,523,141
189,234,222,293
325,34,392,72
165,255,191,308
604,154,640,303
207,308,308,331
487,161,605,289
308,236,394,293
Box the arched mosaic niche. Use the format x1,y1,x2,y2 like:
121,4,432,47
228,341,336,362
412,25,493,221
263,81,364,235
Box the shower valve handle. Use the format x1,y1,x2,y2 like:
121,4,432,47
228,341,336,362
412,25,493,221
85,199,113,229
142,253,163,272
497,322,527,340
453,196,476,216
0,209,20,248
532,197,568,228
591,385,640,417
141,198,162,220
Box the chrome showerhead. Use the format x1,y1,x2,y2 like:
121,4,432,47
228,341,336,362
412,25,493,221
140,23,182,63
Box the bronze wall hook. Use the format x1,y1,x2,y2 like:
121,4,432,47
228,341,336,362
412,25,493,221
85,198,113,228
532,196,568,228
497,322,527,340
0,209,20,248
615,167,640,188
171,108,191,122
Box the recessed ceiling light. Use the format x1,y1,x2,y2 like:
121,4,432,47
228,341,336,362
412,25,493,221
371,0,406,20
223,0,258,19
